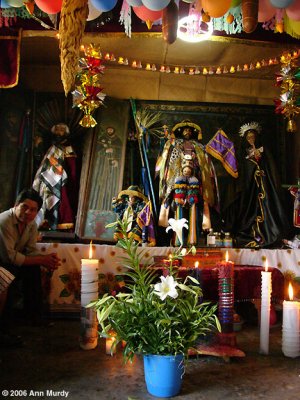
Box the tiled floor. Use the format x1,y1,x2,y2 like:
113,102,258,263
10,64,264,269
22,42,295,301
0,318,299,400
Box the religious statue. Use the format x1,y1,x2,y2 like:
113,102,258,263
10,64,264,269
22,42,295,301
156,120,219,235
165,155,202,246
231,121,293,248
112,185,156,246
32,123,81,231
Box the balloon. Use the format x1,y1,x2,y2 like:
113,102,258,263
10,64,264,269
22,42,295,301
142,0,170,11
6,0,24,7
87,0,102,21
286,0,300,21
202,0,232,18
270,0,294,8
230,0,242,7
90,0,118,12
126,0,143,6
0,0,10,7
258,0,276,22
35,0,63,14
132,5,162,22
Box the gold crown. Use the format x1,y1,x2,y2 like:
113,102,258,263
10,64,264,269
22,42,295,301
239,121,261,137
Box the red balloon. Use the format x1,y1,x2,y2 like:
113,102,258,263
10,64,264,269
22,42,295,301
133,5,163,22
286,0,300,22
35,0,63,14
258,0,276,23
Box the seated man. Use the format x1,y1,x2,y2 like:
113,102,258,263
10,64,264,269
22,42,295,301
0,188,61,341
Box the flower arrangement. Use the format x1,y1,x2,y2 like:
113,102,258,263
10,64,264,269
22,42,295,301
88,218,220,363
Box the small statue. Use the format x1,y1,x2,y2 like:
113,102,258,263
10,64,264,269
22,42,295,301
112,185,156,246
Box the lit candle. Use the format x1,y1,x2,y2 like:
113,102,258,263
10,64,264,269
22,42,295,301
259,260,272,354
218,251,234,332
282,283,300,358
194,261,200,282
106,331,117,355
80,242,99,350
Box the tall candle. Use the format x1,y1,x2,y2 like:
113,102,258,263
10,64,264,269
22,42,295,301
259,260,272,355
80,241,99,350
282,283,300,358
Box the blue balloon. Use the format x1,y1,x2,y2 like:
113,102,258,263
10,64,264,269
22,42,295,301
90,0,118,12
0,0,11,8
270,0,294,8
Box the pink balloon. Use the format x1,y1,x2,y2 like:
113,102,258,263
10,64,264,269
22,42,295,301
132,5,162,22
286,0,300,21
35,0,63,15
258,0,276,22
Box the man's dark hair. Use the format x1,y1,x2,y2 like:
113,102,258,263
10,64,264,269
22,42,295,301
15,188,43,211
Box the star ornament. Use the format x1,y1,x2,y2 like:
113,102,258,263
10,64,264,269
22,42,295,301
166,218,189,246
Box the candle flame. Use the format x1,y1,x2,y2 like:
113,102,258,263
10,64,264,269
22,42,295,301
288,282,294,301
181,248,187,256
195,261,199,269
264,260,268,272
89,241,93,259
225,251,228,262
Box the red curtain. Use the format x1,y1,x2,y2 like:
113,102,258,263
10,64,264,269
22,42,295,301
0,28,21,88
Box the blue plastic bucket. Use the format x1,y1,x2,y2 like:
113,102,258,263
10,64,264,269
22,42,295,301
143,354,184,398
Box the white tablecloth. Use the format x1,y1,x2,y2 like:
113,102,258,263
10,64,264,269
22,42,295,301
36,243,300,312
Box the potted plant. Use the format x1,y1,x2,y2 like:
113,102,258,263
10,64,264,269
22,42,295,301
88,218,220,398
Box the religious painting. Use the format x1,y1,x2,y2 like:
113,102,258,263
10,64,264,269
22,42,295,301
78,97,129,241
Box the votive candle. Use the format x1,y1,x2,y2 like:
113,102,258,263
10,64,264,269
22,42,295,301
259,260,272,355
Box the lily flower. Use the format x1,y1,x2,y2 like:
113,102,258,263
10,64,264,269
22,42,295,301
166,218,189,246
154,275,178,300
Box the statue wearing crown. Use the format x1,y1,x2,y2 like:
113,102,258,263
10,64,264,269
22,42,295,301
230,121,293,248
156,120,218,238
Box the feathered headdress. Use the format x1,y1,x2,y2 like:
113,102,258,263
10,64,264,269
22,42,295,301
239,122,262,137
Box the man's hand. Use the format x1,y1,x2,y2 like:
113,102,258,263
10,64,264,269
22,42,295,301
41,253,61,271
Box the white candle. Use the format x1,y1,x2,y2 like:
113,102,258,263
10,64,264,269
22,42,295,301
80,242,99,350
259,260,272,355
282,283,300,358
106,332,117,355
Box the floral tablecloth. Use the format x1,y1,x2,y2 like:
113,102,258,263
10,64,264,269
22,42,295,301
36,243,300,312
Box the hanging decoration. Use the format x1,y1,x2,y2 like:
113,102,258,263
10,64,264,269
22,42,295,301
72,43,106,128
242,0,259,33
59,0,89,96
274,52,300,132
162,0,178,44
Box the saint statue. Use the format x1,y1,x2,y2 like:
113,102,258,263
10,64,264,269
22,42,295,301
112,185,156,246
32,123,81,231
156,120,218,236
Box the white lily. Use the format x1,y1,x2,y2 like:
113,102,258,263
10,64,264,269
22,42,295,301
166,218,189,246
154,275,178,300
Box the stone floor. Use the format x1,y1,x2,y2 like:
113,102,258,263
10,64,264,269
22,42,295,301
0,317,300,400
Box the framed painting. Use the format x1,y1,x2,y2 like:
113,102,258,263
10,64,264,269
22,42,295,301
76,97,130,242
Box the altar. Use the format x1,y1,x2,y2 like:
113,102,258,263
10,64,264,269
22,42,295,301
36,243,300,313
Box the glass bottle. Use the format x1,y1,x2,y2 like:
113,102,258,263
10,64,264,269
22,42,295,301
223,232,233,248
207,229,216,247
215,232,222,247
